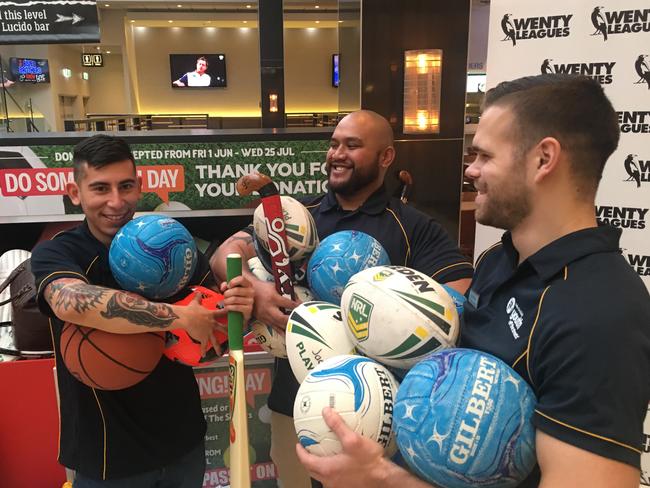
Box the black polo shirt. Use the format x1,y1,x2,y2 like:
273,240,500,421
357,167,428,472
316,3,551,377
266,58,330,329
267,186,474,415
31,220,211,480
461,225,650,485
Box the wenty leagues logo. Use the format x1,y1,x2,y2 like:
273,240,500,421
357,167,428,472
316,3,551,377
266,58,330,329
540,58,615,84
500,13,572,46
634,54,650,90
626,253,650,277
623,154,649,187
617,111,650,134
590,7,650,41
596,205,647,230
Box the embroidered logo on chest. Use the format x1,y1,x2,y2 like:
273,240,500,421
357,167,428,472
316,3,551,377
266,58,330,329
505,297,524,339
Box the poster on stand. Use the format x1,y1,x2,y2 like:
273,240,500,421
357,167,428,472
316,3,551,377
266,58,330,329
196,351,277,488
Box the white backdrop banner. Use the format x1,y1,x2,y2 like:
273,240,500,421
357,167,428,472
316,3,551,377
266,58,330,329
475,0,649,291
476,1,650,484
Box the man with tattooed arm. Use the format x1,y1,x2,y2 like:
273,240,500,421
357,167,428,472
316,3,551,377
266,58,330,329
31,134,254,487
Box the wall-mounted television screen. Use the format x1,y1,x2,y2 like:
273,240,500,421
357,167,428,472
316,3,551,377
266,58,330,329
332,54,340,87
170,54,227,88
466,73,486,93
10,57,50,84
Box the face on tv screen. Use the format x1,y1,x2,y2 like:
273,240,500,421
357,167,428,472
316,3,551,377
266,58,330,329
332,54,340,87
170,54,227,88
467,74,486,93
10,58,50,84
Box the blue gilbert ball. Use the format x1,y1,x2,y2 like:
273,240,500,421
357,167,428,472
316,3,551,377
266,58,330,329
394,348,537,488
442,284,467,317
307,230,390,305
109,215,198,299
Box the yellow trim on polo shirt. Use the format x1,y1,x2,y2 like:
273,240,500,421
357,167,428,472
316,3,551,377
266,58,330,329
475,241,502,269
385,207,410,265
91,388,109,479
535,409,641,454
431,261,474,279
36,271,89,297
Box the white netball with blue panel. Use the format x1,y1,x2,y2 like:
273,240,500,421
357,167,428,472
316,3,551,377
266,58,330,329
307,230,390,305
109,215,197,300
394,348,537,488
293,354,399,457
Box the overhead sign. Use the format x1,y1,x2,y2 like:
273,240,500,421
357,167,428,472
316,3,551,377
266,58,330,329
0,0,100,44
81,53,103,67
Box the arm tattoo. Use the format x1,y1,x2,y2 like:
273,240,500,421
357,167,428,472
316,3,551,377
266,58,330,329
101,292,179,328
53,282,108,313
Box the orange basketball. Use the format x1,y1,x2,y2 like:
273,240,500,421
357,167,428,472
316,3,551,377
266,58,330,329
60,322,165,390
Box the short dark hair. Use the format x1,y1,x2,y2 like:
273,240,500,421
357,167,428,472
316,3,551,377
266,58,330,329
484,74,619,193
72,134,135,181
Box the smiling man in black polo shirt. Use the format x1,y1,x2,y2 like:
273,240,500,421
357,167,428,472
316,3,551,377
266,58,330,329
31,135,254,487
212,109,473,487
296,76,650,487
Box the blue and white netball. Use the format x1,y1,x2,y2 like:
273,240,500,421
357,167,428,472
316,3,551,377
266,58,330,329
307,231,390,305
109,215,197,300
394,348,536,488
293,354,399,457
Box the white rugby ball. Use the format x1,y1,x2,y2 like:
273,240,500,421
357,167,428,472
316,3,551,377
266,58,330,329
294,354,399,457
286,301,356,383
253,196,319,261
341,266,459,369
250,285,314,358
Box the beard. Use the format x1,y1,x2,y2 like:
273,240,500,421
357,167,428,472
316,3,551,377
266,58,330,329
326,156,382,196
475,183,531,230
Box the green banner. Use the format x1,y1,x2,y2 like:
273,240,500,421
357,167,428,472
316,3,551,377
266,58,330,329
0,139,329,219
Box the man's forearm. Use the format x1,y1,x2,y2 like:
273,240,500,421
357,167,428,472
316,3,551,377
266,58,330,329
47,279,184,334
210,231,256,281
380,457,433,488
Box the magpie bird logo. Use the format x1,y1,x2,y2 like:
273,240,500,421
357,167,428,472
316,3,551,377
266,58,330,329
540,59,554,74
501,14,516,46
634,55,650,89
624,154,641,187
590,6,608,41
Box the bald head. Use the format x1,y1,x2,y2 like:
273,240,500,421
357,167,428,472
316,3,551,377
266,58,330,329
339,110,394,149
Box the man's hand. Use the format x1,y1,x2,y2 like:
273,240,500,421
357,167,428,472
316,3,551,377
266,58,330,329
219,275,255,323
251,279,299,332
179,292,225,355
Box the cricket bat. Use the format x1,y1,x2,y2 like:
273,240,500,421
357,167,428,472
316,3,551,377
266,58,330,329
227,253,251,488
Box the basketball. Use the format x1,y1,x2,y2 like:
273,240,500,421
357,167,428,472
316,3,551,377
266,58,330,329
293,354,399,457
253,196,319,261
109,215,198,300
286,301,356,383
164,286,228,366
250,285,314,358
394,348,537,488
307,230,390,305
341,265,459,369
60,322,165,390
